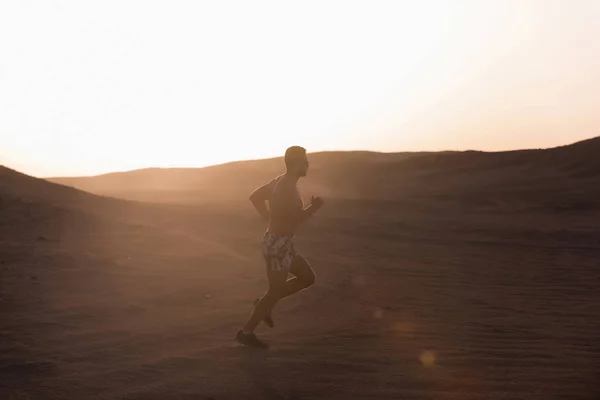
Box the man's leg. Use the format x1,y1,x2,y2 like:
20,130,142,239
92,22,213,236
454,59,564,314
242,268,288,334
255,254,315,322
255,254,316,325
282,254,316,298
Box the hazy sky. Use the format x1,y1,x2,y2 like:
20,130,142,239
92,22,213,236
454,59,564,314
1,0,599,177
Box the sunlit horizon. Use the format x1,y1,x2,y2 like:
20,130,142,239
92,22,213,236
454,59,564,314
1,0,599,178
12,134,597,179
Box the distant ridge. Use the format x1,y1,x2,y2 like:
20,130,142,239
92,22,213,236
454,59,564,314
37,136,600,210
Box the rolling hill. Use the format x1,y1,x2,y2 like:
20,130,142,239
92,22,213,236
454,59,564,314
48,137,600,211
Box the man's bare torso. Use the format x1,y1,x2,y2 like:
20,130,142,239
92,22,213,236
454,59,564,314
267,175,303,237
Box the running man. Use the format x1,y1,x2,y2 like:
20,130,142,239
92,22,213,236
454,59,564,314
235,146,324,348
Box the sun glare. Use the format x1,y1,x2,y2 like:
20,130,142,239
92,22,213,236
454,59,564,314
1,1,599,176
0,1,452,176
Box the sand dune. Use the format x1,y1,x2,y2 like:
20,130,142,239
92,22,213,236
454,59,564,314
48,137,600,211
2,140,600,399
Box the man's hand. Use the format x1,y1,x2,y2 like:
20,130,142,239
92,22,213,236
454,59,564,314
297,195,324,223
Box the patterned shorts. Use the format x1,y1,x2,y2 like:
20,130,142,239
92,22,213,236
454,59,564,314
261,232,297,272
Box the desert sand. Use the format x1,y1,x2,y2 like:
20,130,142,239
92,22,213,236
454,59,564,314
2,138,600,399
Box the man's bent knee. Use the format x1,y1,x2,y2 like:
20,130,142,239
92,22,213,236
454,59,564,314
303,272,316,288
265,287,286,300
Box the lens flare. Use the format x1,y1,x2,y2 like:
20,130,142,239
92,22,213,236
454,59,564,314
420,350,436,367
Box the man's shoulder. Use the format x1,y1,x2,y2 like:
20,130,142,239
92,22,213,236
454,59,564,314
271,175,295,195
266,175,283,190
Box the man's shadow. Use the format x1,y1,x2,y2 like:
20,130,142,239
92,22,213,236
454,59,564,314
237,348,300,400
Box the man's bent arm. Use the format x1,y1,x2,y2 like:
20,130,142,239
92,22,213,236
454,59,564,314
251,198,270,220
249,180,276,220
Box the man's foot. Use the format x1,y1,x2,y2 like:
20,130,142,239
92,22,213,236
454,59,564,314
254,298,274,328
235,330,269,348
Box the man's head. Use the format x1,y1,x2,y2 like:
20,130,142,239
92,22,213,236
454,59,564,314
284,146,309,177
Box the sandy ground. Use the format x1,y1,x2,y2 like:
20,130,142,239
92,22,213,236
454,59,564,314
2,190,599,399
